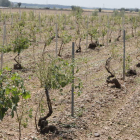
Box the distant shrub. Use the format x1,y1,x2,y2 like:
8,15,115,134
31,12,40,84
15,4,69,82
44,7,50,9
99,8,102,12
137,31,140,36
135,8,139,12
92,10,98,16
112,10,125,17
71,5,83,17
125,34,131,40
138,11,140,16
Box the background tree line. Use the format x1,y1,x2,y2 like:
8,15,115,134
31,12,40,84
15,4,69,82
0,0,11,7
119,7,139,12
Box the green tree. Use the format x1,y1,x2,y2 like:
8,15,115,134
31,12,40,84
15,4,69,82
135,8,139,12
17,2,21,8
71,5,83,12
0,0,11,7
71,6,83,18
99,8,102,12
119,8,125,12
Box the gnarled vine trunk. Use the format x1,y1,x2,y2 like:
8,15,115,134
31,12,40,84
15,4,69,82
105,57,121,88
36,87,58,134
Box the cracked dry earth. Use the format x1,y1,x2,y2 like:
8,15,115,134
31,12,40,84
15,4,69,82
1,31,140,139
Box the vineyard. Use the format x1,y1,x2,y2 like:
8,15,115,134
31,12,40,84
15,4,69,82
1,8,140,140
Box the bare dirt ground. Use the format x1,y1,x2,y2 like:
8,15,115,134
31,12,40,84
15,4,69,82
1,35,140,140
0,9,140,140
1,8,113,16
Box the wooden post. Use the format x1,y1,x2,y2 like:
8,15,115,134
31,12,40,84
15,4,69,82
123,30,126,80
55,23,58,57
19,9,21,21
0,10,1,22
122,16,125,80
39,13,41,40
1,24,6,70
39,12,41,28
86,17,89,49
11,13,13,25
107,15,109,47
71,42,75,117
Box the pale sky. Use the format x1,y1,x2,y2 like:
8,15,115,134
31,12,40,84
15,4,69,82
10,0,140,9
